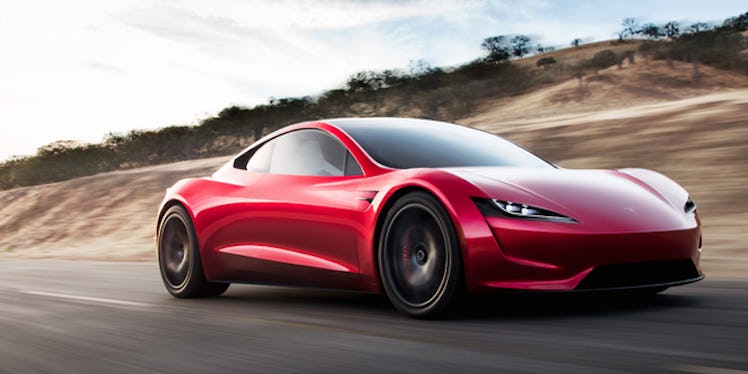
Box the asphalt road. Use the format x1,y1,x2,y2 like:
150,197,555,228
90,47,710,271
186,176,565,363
0,260,746,374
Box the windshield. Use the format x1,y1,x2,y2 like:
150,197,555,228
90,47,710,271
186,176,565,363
330,118,553,169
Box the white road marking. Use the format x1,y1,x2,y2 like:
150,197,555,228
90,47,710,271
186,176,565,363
672,364,748,374
18,290,152,308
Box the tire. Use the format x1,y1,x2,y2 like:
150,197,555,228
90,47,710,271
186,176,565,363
158,205,229,298
378,191,463,318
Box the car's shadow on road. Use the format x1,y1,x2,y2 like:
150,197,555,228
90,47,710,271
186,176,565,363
195,284,702,321
215,285,394,314
455,291,701,321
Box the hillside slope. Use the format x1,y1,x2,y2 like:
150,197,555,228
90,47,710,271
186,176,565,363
0,157,228,260
473,58,748,122
1,61,746,277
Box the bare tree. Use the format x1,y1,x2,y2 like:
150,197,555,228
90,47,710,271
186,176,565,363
408,59,434,77
622,18,640,38
720,11,748,31
510,35,532,58
614,30,626,42
346,71,385,92
664,21,680,40
662,21,680,68
481,35,511,62
686,22,712,33
640,24,664,39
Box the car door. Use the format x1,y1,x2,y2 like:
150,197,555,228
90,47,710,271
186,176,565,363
215,129,366,287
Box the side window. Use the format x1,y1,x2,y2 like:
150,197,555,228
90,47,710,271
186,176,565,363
345,152,363,176
242,129,364,177
270,130,347,176
246,139,275,172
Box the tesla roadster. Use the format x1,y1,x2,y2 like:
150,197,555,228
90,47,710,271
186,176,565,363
156,117,703,318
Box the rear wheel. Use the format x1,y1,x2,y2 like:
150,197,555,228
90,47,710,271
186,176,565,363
158,205,228,298
378,192,463,318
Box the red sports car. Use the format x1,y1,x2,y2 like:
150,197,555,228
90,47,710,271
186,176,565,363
156,117,703,318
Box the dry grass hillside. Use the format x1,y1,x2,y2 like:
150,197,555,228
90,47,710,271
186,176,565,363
0,157,228,261
518,40,642,68
1,56,746,277
481,58,748,121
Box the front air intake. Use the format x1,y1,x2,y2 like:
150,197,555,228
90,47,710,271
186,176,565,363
576,259,700,290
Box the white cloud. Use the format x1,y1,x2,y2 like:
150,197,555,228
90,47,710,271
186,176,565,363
0,0,493,161
0,0,745,160
167,0,485,30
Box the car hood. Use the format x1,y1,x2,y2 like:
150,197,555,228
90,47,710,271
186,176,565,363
444,167,694,233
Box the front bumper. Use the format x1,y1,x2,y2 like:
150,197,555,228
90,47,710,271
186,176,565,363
470,216,702,291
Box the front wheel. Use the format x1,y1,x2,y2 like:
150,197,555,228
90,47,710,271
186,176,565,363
378,192,463,318
158,205,229,298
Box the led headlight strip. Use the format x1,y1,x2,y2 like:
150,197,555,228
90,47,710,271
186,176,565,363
491,199,576,222
684,197,697,215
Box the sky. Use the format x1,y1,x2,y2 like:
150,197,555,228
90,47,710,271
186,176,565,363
0,0,745,161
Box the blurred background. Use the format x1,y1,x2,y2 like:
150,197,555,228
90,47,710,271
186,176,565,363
1,0,746,277
1,2,747,373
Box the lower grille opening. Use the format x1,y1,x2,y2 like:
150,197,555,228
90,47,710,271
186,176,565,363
577,259,700,290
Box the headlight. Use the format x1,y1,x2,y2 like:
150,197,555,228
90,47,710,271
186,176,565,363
684,197,696,215
472,198,576,222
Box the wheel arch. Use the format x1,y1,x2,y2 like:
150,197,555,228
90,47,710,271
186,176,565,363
156,196,200,240
372,184,468,289
156,198,194,234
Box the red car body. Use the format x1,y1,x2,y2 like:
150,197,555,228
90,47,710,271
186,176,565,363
157,118,703,296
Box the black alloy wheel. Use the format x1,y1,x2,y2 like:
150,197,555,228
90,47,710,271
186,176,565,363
379,191,463,318
158,205,228,298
